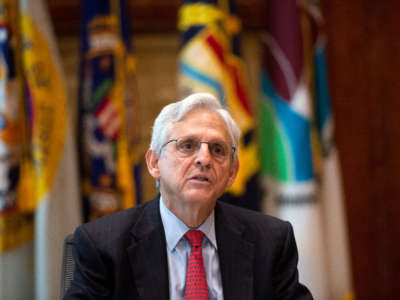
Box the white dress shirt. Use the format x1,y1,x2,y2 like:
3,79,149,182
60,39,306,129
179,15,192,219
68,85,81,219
159,197,224,300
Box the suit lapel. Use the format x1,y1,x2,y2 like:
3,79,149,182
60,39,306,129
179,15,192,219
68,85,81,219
126,197,169,300
215,202,255,300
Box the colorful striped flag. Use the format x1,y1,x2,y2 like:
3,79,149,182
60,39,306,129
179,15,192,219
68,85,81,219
79,0,142,221
260,0,353,299
178,0,262,210
1,0,82,299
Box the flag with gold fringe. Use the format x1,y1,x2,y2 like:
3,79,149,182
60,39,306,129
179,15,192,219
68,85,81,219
1,0,82,299
0,1,34,299
259,0,353,299
178,0,262,210
79,0,142,221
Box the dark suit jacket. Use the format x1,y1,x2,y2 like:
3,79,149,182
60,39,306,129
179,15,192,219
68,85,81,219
64,196,313,300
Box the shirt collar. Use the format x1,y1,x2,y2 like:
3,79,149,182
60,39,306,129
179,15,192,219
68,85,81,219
159,196,217,252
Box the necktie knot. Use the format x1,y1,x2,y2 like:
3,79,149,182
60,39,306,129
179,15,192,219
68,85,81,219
184,230,204,248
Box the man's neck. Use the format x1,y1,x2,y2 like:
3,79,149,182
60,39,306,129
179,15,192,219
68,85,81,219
161,196,215,228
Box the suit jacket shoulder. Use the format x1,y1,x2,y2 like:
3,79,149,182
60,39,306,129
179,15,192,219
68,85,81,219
65,197,167,300
215,200,292,249
214,200,313,300
78,200,150,249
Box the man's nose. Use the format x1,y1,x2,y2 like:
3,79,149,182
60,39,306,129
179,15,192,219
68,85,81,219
195,143,212,167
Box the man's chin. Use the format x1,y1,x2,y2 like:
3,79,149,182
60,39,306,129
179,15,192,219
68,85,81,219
183,190,217,206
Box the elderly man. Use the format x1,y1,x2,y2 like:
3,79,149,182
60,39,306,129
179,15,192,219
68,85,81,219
65,93,313,300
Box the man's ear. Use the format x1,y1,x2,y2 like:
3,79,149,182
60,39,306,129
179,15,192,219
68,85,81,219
145,149,161,179
226,159,239,188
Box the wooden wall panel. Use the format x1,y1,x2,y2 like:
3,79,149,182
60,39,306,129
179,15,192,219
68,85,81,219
46,0,267,34
321,1,400,299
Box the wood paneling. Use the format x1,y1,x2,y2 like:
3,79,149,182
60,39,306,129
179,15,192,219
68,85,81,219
46,0,267,35
322,1,400,299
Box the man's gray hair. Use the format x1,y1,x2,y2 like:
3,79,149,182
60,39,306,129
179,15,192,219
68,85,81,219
150,92,241,161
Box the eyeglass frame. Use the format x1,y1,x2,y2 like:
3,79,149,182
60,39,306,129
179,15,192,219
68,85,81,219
161,136,236,162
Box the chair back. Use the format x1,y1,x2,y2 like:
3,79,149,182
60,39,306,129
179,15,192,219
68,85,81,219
60,234,74,299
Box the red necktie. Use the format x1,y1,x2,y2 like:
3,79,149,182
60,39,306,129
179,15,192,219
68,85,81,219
184,230,210,300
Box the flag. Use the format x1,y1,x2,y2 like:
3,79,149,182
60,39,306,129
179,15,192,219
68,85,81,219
79,0,142,221
309,3,354,300
259,0,353,299
0,1,34,299
19,0,82,299
178,0,262,211
0,0,82,299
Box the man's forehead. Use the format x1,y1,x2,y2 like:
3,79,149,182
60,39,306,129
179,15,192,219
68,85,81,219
170,109,230,139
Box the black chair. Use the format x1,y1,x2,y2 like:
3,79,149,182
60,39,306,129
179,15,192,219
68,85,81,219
60,234,75,300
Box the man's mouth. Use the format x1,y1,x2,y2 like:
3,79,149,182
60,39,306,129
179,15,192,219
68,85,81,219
192,176,210,182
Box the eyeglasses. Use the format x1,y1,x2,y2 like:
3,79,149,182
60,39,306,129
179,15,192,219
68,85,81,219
161,136,236,162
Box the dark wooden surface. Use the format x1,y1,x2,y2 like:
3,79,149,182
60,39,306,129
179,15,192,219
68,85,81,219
48,0,400,299
322,1,400,299
46,0,267,34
